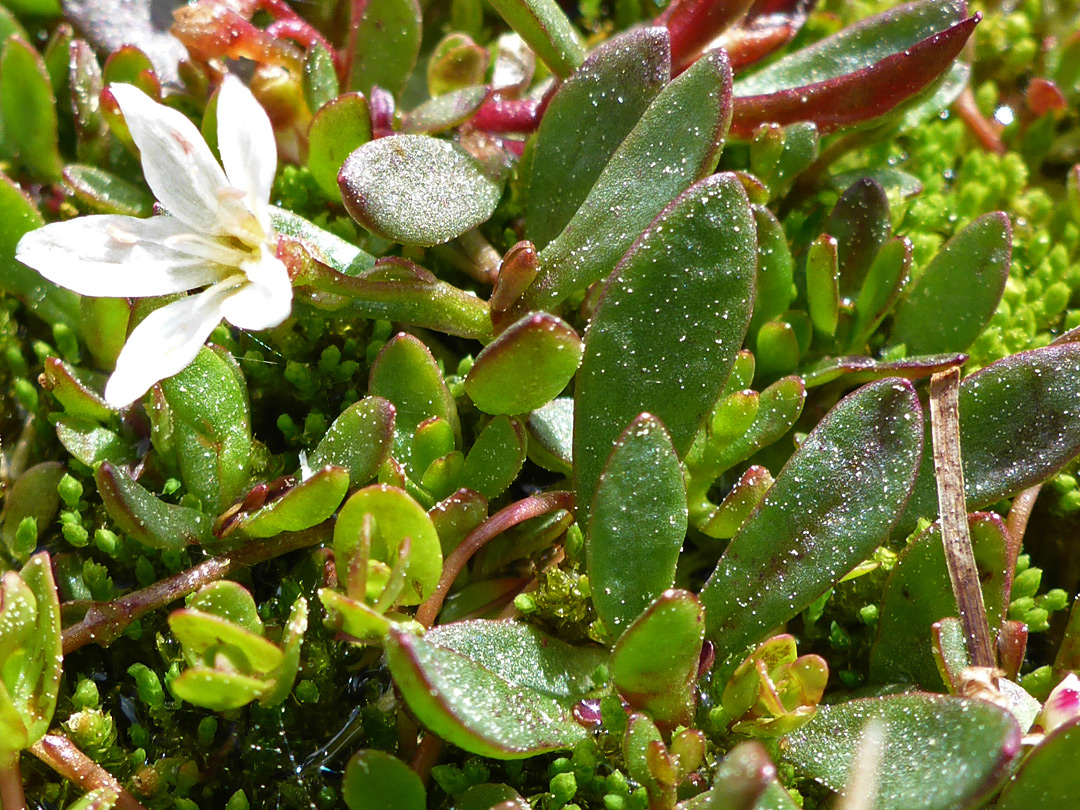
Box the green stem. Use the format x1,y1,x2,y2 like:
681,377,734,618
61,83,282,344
62,523,332,654
0,758,27,810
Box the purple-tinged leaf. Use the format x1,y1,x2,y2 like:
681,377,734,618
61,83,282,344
232,467,349,539
889,212,1011,355
526,27,671,250
404,86,488,135
657,0,756,73
574,173,755,513
95,462,212,550
730,0,978,137
611,590,704,727
698,465,774,539
869,513,1010,690
385,627,591,758
716,0,817,72
525,49,733,310
997,718,1080,810
780,694,1020,810
588,415,687,636
801,352,965,388
827,177,891,297
899,344,1080,531
700,379,923,666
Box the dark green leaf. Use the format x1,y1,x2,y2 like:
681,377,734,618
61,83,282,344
827,177,891,297
347,0,422,96
996,718,1080,810
0,37,62,180
307,93,372,201
343,749,426,810
234,467,349,538
748,205,795,340
485,0,584,78
460,417,527,499
95,462,212,549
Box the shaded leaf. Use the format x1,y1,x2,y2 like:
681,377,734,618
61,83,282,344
95,462,212,549
460,417,527,499
347,0,422,96
343,749,426,810
485,0,584,79
996,718,1080,810
307,93,371,201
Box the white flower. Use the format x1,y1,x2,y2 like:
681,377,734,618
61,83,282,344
1037,672,1080,734
16,75,291,408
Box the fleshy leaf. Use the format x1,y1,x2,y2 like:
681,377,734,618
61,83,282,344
342,749,426,810
170,669,268,712
385,628,589,758
658,0,757,73
526,27,670,249
460,416,527,500
526,397,573,475
996,718,1080,810
610,590,704,727
404,86,487,135
340,134,503,247
524,49,733,310
780,694,1020,810
309,396,396,488
63,165,154,216
233,467,349,538
334,485,442,606
95,462,212,550
700,379,923,666
574,173,755,513
588,414,687,636
1,462,64,560
307,93,371,201
465,312,583,415
730,0,978,136
827,177,891,297
869,513,1010,689
889,212,1011,354
425,620,608,697
800,353,965,388
485,0,584,79
900,344,1080,531
347,0,422,96
0,37,63,180
847,236,912,352
715,0,816,72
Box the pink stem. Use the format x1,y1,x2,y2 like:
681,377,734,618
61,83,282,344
471,96,542,133
30,735,148,810
0,760,27,810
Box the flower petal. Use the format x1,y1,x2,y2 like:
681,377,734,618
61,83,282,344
220,249,293,331
216,75,277,232
16,215,227,297
110,83,229,234
104,284,233,407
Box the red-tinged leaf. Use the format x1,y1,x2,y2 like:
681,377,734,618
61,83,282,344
730,2,979,137
801,353,966,388
658,0,756,73
717,0,817,72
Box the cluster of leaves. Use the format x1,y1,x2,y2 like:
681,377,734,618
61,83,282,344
2,0,1080,809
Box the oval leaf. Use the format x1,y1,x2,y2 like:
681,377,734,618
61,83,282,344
234,466,349,538
343,749,426,810
95,462,212,550
347,0,422,96
309,396,396,487
340,134,503,247
700,378,923,664
307,92,372,200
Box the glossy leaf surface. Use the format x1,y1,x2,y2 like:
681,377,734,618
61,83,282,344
234,467,349,538
588,415,687,635
485,0,584,78
307,93,371,200
525,49,733,310
889,212,1011,354
309,396,396,487
610,590,704,726
386,629,589,758
997,718,1080,810
700,379,922,663
460,416,527,499
575,173,756,512
465,312,583,415
96,462,211,549
780,694,1020,810
340,134,503,246
526,27,670,249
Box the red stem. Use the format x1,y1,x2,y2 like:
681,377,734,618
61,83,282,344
30,735,148,810
414,491,575,628
0,760,27,810
470,96,542,134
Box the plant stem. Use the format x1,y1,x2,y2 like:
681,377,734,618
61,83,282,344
30,735,147,810
0,759,27,810
1004,484,1041,576
415,491,574,627
62,523,331,654
929,368,994,668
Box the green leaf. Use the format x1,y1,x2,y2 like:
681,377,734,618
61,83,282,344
1,462,63,560
526,27,670,249
574,173,755,514
307,93,372,200
260,597,308,707
805,234,839,341
485,0,584,79
168,611,283,674
63,165,154,216
827,177,891,297
588,414,687,636
0,37,62,180
386,628,589,758
233,467,349,538
0,172,79,327
611,590,704,727
525,397,573,475
997,718,1080,810
95,462,212,550
524,49,734,310
781,694,1020,810
343,749,426,810
41,357,112,421
889,212,1011,354
460,416,527,499
309,396,396,487
900,344,1080,531
800,353,964,389
748,205,795,340
425,620,608,697
465,312,583,415
302,42,339,114
404,86,487,135
55,418,133,467
700,379,923,666
170,668,268,712
347,0,422,96
159,346,252,513
369,333,458,475
869,513,1010,689
847,236,912,352
334,485,443,606
340,134,503,246
270,206,376,276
